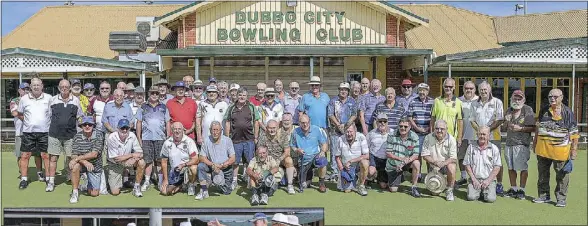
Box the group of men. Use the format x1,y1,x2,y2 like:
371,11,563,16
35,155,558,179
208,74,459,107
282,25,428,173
10,73,580,207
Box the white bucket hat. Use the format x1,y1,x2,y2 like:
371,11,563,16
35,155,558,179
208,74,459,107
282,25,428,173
287,215,301,226
271,213,290,225
339,82,350,90
308,76,321,85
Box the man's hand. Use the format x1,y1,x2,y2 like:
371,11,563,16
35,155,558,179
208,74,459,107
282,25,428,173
337,163,344,171
82,161,94,172
254,172,261,181
512,124,522,132
403,157,411,165
212,164,220,173
319,151,326,158
571,149,578,160
504,114,512,122
481,179,491,189
344,162,351,170
457,139,462,147
396,163,405,172
69,158,79,170
296,148,305,155
337,124,345,134
472,178,481,190
124,158,136,167
197,137,203,145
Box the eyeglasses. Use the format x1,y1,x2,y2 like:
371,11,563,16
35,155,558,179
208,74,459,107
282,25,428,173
548,95,560,99
464,87,475,90
310,84,320,87
193,87,203,90
444,86,454,89
398,125,409,129
84,89,95,92
402,86,412,89
291,87,299,90
120,127,129,131
377,120,388,123
266,95,275,98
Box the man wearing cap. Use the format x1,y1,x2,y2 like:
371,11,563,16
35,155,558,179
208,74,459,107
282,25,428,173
397,79,418,112
373,87,405,132
69,116,104,203
209,77,217,86
217,81,230,103
327,82,357,180
168,81,198,140
191,79,206,103
225,87,260,190
70,79,90,115
197,85,229,145
502,90,535,199
470,81,505,195
247,145,282,205
457,80,479,186
250,82,267,106
359,79,385,135
83,83,96,105
367,113,392,189
297,76,330,130
196,121,236,200
87,81,114,133
408,83,435,176
46,79,84,192
16,77,52,190
260,88,284,128
160,122,199,196
257,120,294,194
136,86,171,191
385,118,421,197
274,79,286,104
284,82,302,125
155,78,174,104
421,120,457,201
228,83,240,103
125,83,136,102
335,125,369,196
464,126,501,203
106,119,145,197
251,213,268,226
533,89,579,207
290,114,328,193
11,82,44,182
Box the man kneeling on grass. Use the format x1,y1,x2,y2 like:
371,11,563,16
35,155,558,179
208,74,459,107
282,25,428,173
196,121,236,200
335,125,369,196
247,145,282,205
69,116,104,204
385,118,421,197
106,119,146,197
464,126,501,203
421,119,457,201
160,122,199,196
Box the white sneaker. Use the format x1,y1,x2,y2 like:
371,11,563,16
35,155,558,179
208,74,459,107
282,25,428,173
231,179,238,190
195,190,209,200
37,172,45,182
187,184,196,196
45,182,55,192
133,186,143,197
446,189,455,201
287,185,296,195
69,190,79,204
260,193,269,205
141,181,150,192
251,193,260,205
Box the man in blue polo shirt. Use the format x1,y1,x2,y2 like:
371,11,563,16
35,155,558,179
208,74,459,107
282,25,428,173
290,114,328,193
296,76,330,129
102,89,134,134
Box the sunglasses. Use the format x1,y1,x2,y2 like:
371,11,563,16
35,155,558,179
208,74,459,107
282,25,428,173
402,86,412,89
464,87,475,90
377,120,388,123
398,125,410,129
84,89,95,91
100,87,110,90
119,127,130,131
193,87,203,90
266,95,275,98
291,87,299,90
81,124,94,127
149,92,159,96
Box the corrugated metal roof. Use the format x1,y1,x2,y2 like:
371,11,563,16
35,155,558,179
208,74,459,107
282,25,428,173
398,4,502,56
493,9,588,44
1,4,184,59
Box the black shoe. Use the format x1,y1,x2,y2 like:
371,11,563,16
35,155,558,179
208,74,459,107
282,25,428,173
19,180,29,190
456,178,468,186
123,180,134,189
533,195,551,203
411,187,421,198
504,188,516,197
516,190,526,200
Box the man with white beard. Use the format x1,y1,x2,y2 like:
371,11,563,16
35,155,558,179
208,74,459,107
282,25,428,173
502,90,535,199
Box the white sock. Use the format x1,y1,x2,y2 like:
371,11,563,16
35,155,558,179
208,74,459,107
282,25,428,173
73,189,78,193
49,177,55,183
460,171,466,179
520,187,525,192
134,182,140,188
512,186,519,191
123,176,129,182
22,176,28,181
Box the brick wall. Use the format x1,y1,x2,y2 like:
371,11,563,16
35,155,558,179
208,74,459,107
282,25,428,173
176,13,197,48
385,14,406,48
177,23,184,49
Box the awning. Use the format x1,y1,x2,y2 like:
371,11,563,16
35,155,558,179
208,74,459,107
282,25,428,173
157,46,432,57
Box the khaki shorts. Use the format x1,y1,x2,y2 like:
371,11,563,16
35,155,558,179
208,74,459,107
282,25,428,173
505,145,530,171
107,159,138,190
47,136,73,157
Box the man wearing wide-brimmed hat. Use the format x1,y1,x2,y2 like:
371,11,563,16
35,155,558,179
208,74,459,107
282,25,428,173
297,76,330,129
155,78,174,104
124,83,136,101
190,79,207,103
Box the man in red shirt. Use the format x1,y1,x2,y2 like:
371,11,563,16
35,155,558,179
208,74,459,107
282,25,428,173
166,81,197,139
249,82,266,106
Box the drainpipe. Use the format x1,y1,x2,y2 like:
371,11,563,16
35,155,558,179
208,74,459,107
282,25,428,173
150,208,162,226
194,58,200,80
310,57,314,78
423,55,429,83
448,64,452,78
19,72,23,84
572,64,576,109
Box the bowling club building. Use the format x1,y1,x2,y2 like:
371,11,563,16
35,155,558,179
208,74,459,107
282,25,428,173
1,1,587,132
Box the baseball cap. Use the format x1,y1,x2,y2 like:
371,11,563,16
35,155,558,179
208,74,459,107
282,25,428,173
512,90,524,98
70,79,81,85
339,82,350,90
83,83,95,90
376,112,388,121
79,116,95,127
135,86,145,93
171,81,186,90
250,213,267,222
117,119,130,129
19,83,30,89
206,85,218,92
155,78,171,87
417,83,430,91
229,83,240,91
402,79,413,86
209,77,217,83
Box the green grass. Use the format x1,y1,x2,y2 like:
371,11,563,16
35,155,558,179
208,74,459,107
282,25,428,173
2,147,587,225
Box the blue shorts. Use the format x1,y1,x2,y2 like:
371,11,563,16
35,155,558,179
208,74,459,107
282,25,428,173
234,140,255,165
369,154,388,183
81,168,102,191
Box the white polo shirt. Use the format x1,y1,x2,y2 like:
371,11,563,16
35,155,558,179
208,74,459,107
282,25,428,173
421,133,458,162
260,101,284,125
335,132,369,164
463,142,502,179
459,95,479,141
107,131,143,163
198,99,229,139
471,97,504,140
17,93,52,133
367,128,392,159
160,135,199,169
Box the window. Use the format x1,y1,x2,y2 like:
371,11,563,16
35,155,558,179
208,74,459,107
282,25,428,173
491,78,505,105
524,78,537,112
347,72,363,83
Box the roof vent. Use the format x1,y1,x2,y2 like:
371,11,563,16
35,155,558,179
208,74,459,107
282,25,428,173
109,32,147,52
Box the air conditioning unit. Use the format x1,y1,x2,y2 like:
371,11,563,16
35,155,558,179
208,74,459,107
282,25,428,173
109,32,147,52
136,17,160,42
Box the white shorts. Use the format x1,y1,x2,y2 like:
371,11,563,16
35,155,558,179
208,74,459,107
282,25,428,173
505,145,530,171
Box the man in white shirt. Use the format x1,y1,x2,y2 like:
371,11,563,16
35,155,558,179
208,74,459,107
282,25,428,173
335,125,369,196
457,81,479,186
16,77,52,190
464,126,502,203
367,113,391,189
421,120,458,201
160,122,199,196
106,119,145,197
260,88,284,130
283,82,302,125
196,85,229,145
470,81,505,195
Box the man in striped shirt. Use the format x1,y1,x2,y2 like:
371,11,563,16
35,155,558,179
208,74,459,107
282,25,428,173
359,79,385,135
373,87,406,131
408,83,434,175
69,116,104,203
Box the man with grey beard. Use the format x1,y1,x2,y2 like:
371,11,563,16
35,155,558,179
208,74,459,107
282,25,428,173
502,90,535,199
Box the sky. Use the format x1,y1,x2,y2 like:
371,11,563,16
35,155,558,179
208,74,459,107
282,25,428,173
1,1,587,36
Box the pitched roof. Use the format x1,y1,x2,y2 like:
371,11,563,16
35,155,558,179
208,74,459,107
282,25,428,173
493,9,588,44
1,4,184,59
397,4,502,56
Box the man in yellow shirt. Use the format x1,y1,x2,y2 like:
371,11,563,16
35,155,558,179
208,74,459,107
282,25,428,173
71,79,89,115
431,78,463,147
